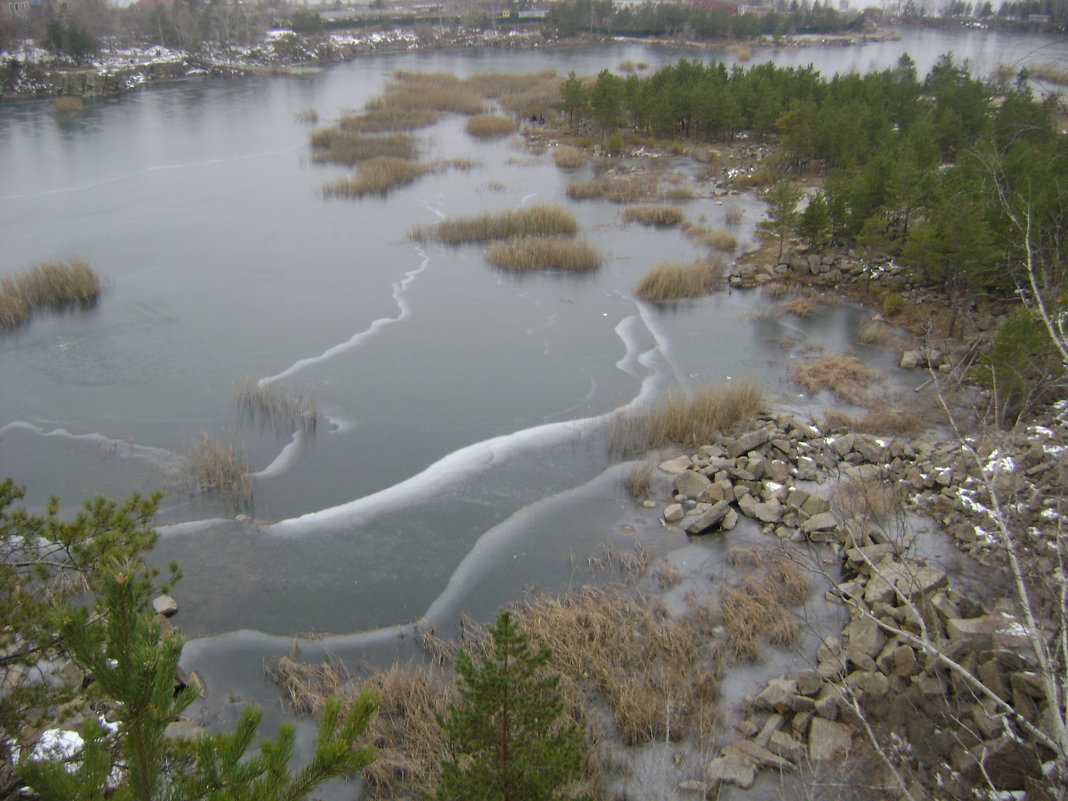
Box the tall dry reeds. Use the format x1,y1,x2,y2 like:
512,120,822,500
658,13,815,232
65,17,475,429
622,205,685,227
552,145,589,169
792,353,887,406
567,174,660,204
0,259,102,331
309,130,418,166
683,223,737,252
720,576,800,662
182,430,252,509
322,157,432,197
608,381,765,453
634,258,724,302
624,459,654,499
465,71,561,118
1027,61,1068,86
235,378,317,434
410,204,578,244
724,203,744,226
54,96,84,113
464,113,516,138
485,236,601,272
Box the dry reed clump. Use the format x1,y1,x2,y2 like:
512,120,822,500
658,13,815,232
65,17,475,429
54,96,85,112
682,224,737,252
852,405,926,436
410,204,578,244
322,157,432,197
728,43,753,61
622,205,685,228
566,174,660,204
779,295,821,317
380,71,486,115
0,259,102,331
720,576,801,662
552,145,589,169
338,106,440,133
618,59,637,72
465,113,517,138
663,184,695,201
724,203,744,226
607,381,765,454
508,587,723,745
858,318,899,346
295,108,319,123
464,71,561,117
634,258,724,302
1028,61,1068,86
832,470,905,525
309,130,417,166
485,236,601,272
182,430,252,509
623,459,654,499
792,353,888,406
268,654,350,715
448,157,480,171
235,378,317,434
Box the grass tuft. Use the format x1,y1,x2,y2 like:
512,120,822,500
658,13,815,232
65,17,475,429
683,224,737,251
485,236,601,272
634,258,724,302
0,259,102,331
792,353,888,406
622,205,685,227
54,96,84,112
623,459,654,499
322,157,432,197
608,381,765,454
552,145,589,169
410,204,577,244
310,130,418,166
182,431,252,509
235,378,317,434
465,113,516,138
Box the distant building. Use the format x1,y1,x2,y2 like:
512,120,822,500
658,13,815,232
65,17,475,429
737,2,772,14
1028,13,1050,22
687,0,740,12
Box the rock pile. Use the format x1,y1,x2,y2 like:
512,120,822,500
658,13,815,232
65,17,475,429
654,408,1066,796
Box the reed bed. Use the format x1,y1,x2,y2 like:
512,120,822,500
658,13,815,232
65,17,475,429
552,145,589,169
309,130,418,166
54,96,84,112
464,113,516,138
465,71,561,117
322,157,432,197
683,223,737,252
720,575,801,662
728,44,753,61
410,204,578,244
1028,61,1068,86
792,353,888,406
338,106,440,133
182,431,252,509
485,236,601,272
622,205,685,228
724,203,744,226
623,459,655,499
607,381,765,453
567,175,660,204
634,258,724,302
235,378,317,434
617,59,637,72
662,184,695,201
0,259,102,331
381,71,486,115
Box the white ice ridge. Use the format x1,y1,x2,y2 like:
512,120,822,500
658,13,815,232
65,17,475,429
253,428,307,479
636,299,691,392
420,463,630,627
0,420,173,465
258,245,431,387
265,319,665,538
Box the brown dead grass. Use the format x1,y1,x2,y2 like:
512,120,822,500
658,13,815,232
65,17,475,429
567,174,660,204
683,224,737,252
622,205,685,227
624,459,655,499
608,381,765,454
552,145,589,169
485,236,601,272
0,259,102,330
720,575,801,662
323,157,432,197
54,96,84,112
792,353,888,406
852,405,926,436
858,318,900,347
465,113,517,138
832,470,905,525
410,204,578,244
309,130,417,166
634,259,724,302
182,431,252,510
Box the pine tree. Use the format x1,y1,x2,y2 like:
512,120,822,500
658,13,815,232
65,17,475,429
436,610,584,801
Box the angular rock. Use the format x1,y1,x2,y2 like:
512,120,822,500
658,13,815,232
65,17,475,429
768,729,806,763
727,428,772,459
685,501,731,536
152,594,178,617
844,615,886,661
721,507,739,531
796,670,824,697
704,751,756,790
659,455,692,474
676,779,708,795
808,718,854,761
801,511,837,535
753,677,798,712
877,642,918,677
663,503,685,523
675,470,712,500
846,670,889,698
725,739,796,772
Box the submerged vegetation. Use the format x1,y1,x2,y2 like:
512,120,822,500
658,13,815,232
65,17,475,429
0,259,102,330
485,236,601,272
410,205,578,244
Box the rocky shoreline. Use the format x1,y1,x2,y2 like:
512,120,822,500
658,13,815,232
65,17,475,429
647,393,1066,795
